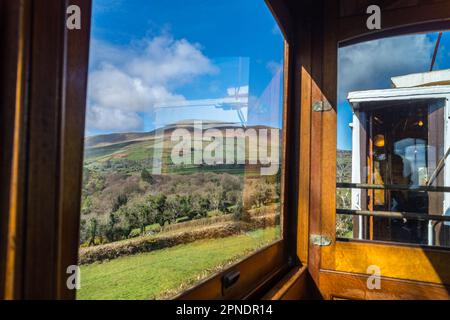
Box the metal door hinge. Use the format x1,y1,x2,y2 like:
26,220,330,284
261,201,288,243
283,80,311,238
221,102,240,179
310,234,332,246
312,100,332,112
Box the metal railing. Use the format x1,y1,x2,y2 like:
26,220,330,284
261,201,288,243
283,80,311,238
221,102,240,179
337,209,450,222
336,183,450,222
337,182,450,193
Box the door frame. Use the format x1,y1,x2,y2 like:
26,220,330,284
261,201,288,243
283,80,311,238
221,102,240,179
300,0,450,299
0,0,300,300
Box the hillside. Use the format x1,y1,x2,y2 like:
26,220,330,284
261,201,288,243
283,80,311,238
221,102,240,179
85,131,156,148
79,120,283,248
83,121,281,168
85,120,242,148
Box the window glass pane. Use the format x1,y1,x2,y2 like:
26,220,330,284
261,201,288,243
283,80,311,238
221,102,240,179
77,0,285,300
337,31,450,247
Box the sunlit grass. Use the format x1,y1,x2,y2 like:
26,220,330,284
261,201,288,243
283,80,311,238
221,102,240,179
77,227,280,300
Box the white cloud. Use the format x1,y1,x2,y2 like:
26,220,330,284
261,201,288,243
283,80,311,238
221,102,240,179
86,106,143,132
339,34,434,100
127,36,217,86
89,64,184,112
87,34,218,132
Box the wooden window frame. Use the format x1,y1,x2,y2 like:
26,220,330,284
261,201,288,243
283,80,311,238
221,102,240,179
0,0,301,300
297,0,450,299
155,0,300,300
0,0,93,300
5,0,450,301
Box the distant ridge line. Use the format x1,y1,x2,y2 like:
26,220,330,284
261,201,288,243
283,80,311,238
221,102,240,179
85,120,278,149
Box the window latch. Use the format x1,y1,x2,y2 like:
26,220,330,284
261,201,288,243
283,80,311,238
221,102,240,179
222,270,240,293
310,234,332,246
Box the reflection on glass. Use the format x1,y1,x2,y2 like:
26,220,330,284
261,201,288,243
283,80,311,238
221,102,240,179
77,0,284,300
336,31,450,247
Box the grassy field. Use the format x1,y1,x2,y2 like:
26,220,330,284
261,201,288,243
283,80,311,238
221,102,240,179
77,227,279,300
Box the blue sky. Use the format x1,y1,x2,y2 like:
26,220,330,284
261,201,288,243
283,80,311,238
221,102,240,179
86,0,285,136
338,31,450,150
86,1,450,151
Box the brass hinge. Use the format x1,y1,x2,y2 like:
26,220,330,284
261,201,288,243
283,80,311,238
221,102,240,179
310,234,332,246
312,100,332,112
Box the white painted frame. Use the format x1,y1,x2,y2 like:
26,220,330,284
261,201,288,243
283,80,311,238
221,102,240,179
348,85,450,236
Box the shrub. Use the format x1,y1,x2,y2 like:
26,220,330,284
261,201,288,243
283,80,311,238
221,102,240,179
79,222,244,264
243,180,276,209
141,168,154,184
78,214,279,265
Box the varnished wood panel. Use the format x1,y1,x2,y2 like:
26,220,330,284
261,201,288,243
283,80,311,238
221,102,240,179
289,0,450,300
1,0,92,300
57,0,92,300
320,0,338,248
300,0,339,297
296,1,313,266
339,0,450,44
280,41,299,261
0,0,6,299
339,0,448,18
177,242,288,300
322,241,450,285
1,0,32,300
24,0,68,299
308,0,325,294
0,0,24,299
278,269,310,300
266,0,294,42
4,0,450,301
263,266,310,300
320,269,450,300
2,0,293,300
267,0,301,266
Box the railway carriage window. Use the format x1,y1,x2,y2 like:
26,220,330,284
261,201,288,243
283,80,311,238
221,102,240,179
337,31,450,247
77,0,285,299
